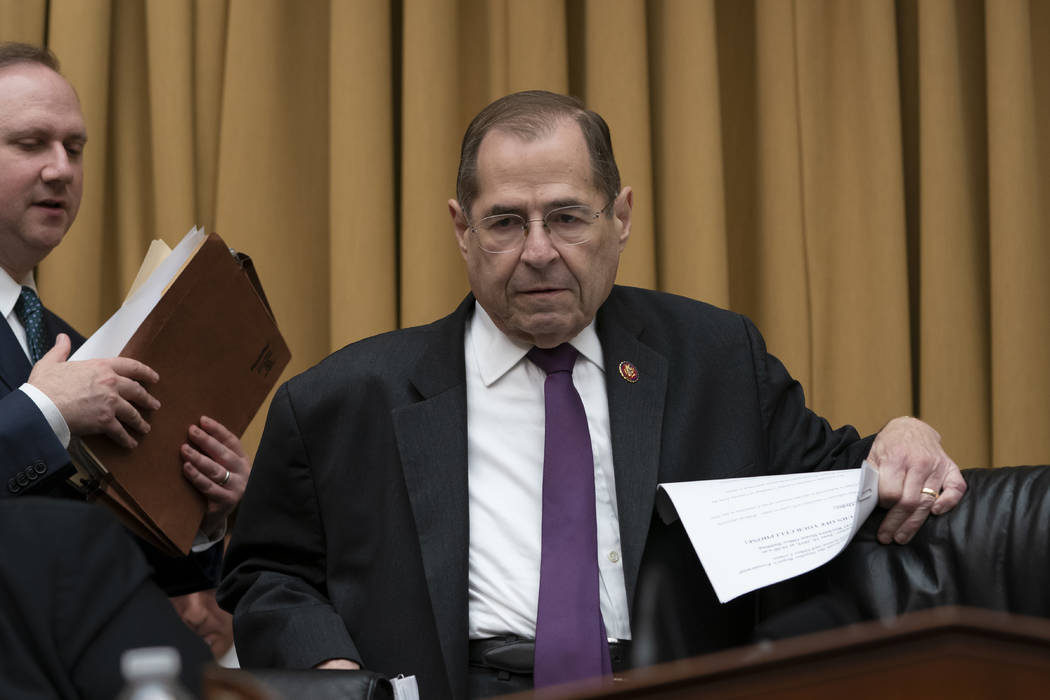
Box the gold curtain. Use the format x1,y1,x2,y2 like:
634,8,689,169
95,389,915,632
2,0,1047,467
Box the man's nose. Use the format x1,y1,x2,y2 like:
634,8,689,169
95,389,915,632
520,219,558,264
40,143,75,184
176,593,209,628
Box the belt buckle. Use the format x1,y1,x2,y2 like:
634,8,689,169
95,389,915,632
479,639,535,675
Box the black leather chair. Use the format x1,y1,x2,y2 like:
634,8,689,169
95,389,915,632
206,668,393,700
632,464,1050,666
757,464,1050,639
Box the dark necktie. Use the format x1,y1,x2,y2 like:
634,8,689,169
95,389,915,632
526,343,611,687
14,286,48,363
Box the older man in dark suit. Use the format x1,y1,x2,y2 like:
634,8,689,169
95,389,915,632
221,91,966,699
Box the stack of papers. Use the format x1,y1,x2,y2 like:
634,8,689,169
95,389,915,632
657,462,879,602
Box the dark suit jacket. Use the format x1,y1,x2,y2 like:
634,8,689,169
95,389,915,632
0,498,212,699
0,304,80,494
0,303,220,595
220,287,874,700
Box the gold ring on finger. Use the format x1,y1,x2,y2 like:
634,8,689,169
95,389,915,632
921,487,939,498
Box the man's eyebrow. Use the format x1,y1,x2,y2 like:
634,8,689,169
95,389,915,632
6,127,45,140
6,127,88,144
479,203,527,218
545,198,586,210
479,198,588,218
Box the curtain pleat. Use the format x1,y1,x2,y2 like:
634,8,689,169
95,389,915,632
37,0,113,325
913,0,991,466
400,0,468,328
650,0,729,309
985,0,1050,465
0,0,47,43
583,0,656,290
213,0,333,447
330,0,397,346
791,1,914,433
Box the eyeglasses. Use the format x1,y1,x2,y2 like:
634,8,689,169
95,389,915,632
468,201,613,254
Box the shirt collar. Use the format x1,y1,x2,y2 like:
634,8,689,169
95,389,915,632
0,267,36,319
470,301,605,386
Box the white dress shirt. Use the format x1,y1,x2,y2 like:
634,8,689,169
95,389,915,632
465,302,631,641
217,643,240,669
0,267,70,447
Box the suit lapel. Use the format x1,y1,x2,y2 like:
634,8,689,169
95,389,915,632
392,296,472,700
42,306,85,351
0,319,32,392
597,289,668,614
0,303,83,394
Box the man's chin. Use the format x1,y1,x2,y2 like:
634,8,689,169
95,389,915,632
25,225,69,254
513,314,585,348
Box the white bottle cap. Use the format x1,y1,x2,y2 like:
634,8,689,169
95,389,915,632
121,646,182,680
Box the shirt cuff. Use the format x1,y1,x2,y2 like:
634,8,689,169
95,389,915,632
192,521,227,552
19,383,71,448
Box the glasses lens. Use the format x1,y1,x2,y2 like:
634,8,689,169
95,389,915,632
545,205,596,244
476,213,525,252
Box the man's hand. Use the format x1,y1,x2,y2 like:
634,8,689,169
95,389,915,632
315,659,361,670
868,416,967,544
181,416,250,538
28,333,161,448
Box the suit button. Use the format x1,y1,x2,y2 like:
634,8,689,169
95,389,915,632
25,466,38,481
32,460,47,475
15,472,29,487
7,478,19,494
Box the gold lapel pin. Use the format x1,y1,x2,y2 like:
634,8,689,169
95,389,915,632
618,360,639,383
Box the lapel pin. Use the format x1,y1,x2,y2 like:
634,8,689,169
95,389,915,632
618,360,639,383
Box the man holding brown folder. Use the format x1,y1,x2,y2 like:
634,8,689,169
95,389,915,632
0,42,248,591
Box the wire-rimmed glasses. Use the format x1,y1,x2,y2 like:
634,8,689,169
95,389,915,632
468,201,613,254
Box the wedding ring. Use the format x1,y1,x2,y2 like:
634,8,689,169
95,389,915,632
921,487,939,498
219,468,231,486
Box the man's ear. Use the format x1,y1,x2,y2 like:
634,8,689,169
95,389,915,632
613,186,633,251
449,199,470,258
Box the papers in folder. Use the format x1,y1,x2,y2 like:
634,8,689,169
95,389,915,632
657,462,879,603
68,228,291,556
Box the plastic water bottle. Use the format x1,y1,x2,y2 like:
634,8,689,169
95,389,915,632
116,647,195,700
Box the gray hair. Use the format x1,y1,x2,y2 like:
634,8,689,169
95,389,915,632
455,90,621,218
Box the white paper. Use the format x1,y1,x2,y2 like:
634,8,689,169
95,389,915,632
124,239,174,301
656,461,879,603
391,675,419,700
71,227,206,361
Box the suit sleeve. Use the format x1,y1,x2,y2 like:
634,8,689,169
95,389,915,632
218,383,362,668
60,504,213,698
1,310,81,496
0,389,72,497
0,500,211,699
744,316,875,471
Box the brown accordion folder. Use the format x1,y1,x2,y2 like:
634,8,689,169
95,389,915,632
69,232,290,556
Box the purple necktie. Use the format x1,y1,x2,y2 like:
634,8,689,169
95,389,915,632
527,343,611,687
